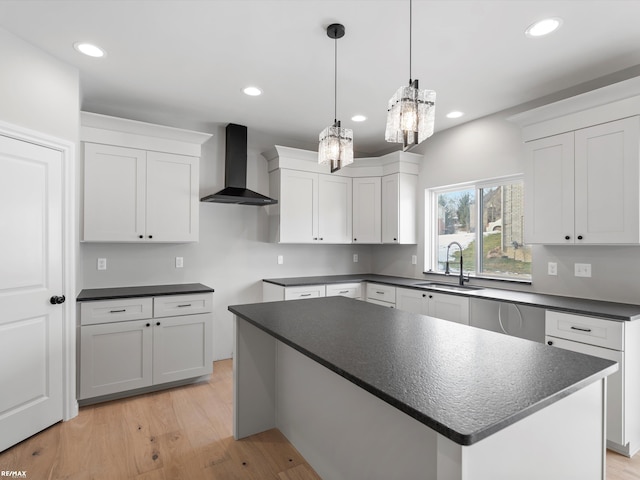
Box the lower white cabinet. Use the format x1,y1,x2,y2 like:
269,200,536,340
326,282,362,299
545,311,640,457
365,283,396,308
396,287,469,325
263,282,364,302
79,293,213,401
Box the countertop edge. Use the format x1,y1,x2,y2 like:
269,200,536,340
77,283,215,302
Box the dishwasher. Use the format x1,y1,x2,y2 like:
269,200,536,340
545,310,632,455
469,298,545,342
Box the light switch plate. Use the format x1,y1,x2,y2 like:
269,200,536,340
547,262,557,276
574,263,592,277
277,255,284,265
412,255,417,265
97,258,107,270
175,257,184,268
353,254,358,263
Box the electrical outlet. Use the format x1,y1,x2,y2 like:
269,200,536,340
277,255,284,265
97,258,107,270
547,262,557,276
175,257,184,268
574,263,592,278
411,255,417,265
353,254,358,263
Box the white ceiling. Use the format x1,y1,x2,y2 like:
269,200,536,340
2,0,640,155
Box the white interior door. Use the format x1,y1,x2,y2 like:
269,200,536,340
0,134,64,452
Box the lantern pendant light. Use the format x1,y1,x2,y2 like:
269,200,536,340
385,0,436,150
319,23,353,173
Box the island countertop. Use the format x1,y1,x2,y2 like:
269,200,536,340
229,296,617,446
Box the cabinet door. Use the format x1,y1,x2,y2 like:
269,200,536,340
382,174,400,243
396,287,427,315
574,117,640,244
284,285,326,300
427,292,469,325
546,336,624,446
146,151,199,242
83,143,146,241
80,319,153,399
524,132,575,244
279,170,318,243
318,174,352,243
152,313,213,384
352,177,381,243
325,283,362,299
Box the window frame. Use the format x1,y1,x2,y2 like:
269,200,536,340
425,174,530,282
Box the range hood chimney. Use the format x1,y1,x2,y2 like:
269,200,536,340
200,123,277,206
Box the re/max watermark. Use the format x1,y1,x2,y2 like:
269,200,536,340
1,472,27,478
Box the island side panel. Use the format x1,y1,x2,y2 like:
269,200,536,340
233,316,276,439
275,341,439,480
437,378,606,480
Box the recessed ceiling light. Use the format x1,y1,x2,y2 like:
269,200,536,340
351,115,367,122
446,111,464,119
73,42,105,58
525,17,563,38
243,86,262,96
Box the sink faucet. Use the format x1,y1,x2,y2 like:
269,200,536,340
444,241,469,286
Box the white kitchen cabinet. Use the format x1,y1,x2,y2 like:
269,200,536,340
365,283,396,308
273,169,352,243
325,282,362,299
545,311,640,457
396,287,469,325
382,173,417,244
79,293,213,402
352,177,381,244
524,116,640,244
284,285,326,300
83,143,199,242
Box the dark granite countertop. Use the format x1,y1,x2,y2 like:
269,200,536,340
229,296,617,446
77,283,214,302
263,273,640,321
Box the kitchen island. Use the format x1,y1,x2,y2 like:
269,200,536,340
229,297,617,480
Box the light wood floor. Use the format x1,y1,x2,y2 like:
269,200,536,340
1,359,639,479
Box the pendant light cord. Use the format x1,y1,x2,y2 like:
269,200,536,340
409,0,412,84
334,35,338,125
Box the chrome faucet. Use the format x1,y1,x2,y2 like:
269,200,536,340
444,241,469,286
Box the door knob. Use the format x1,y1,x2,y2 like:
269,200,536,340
50,295,66,305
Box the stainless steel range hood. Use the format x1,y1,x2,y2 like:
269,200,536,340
200,123,277,206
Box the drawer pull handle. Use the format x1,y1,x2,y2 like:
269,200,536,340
110,309,126,313
376,291,385,295
300,293,312,297
570,326,592,333
339,290,349,294
177,304,192,307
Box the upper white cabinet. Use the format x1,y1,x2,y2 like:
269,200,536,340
525,117,640,244
272,169,352,243
352,176,381,244
81,112,211,243
382,173,417,244
263,145,420,245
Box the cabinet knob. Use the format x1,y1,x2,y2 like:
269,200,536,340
422,294,426,298
547,340,553,346
148,235,153,239
564,235,570,240
394,238,397,241
139,235,144,239
429,295,433,299
50,295,66,305
156,321,161,326
354,238,357,241
146,323,151,327
577,235,583,240
313,237,318,240
319,237,323,241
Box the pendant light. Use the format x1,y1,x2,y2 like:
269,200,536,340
319,23,353,173
385,0,436,150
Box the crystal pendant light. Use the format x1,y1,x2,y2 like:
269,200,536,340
385,0,436,150
319,23,353,173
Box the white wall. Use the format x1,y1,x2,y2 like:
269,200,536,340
373,95,640,305
80,130,373,360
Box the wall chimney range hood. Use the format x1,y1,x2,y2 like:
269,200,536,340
200,123,277,206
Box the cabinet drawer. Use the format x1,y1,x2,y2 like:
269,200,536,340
367,298,395,308
80,298,153,326
284,285,326,300
153,294,212,318
545,311,624,351
366,283,396,303
326,283,362,299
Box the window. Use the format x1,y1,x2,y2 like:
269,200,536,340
428,176,531,281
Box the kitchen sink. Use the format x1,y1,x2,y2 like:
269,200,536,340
413,282,484,292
